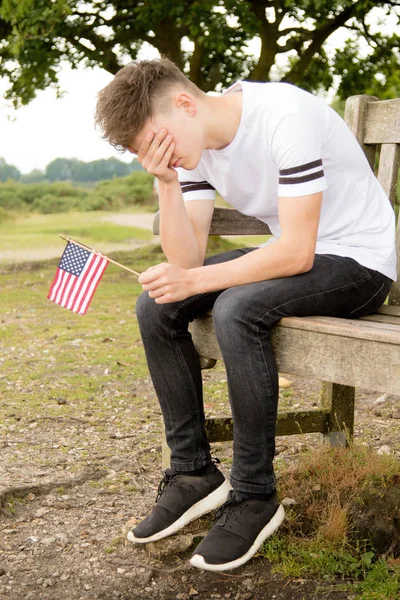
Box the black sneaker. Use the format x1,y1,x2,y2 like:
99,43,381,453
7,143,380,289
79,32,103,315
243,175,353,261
127,465,231,544
190,490,285,571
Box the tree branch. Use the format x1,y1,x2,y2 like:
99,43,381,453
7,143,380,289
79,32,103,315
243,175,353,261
283,1,363,84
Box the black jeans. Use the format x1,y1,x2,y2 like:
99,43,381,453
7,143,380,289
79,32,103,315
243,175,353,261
135,250,392,494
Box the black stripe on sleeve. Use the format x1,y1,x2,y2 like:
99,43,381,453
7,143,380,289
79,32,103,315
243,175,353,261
279,159,323,176
279,170,324,185
180,181,215,193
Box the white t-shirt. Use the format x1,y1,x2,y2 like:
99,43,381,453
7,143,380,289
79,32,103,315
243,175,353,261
177,81,397,281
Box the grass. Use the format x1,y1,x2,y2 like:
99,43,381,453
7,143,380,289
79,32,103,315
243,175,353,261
0,210,153,256
1,210,399,599
261,444,400,598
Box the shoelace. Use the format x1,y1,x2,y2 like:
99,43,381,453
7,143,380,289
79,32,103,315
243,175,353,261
155,456,221,503
214,494,244,524
155,470,177,503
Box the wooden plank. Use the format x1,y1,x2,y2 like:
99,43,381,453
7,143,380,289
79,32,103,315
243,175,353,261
277,315,400,345
189,315,400,394
272,327,400,395
389,216,400,307
152,208,271,236
378,305,400,317
361,314,400,326
344,95,378,168
209,208,271,235
153,211,160,235
321,382,355,445
377,144,400,205
204,410,331,442
364,98,400,144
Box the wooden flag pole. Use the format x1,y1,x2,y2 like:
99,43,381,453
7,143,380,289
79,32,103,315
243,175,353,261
59,234,141,277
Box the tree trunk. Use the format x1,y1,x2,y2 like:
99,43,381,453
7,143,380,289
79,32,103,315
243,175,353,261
154,18,184,70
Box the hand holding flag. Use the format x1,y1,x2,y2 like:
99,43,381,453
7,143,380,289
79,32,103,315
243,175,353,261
47,236,140,315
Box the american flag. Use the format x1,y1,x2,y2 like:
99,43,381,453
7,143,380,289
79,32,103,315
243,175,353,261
47,241,108,315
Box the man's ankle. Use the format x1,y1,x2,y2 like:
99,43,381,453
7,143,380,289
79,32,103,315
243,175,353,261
175,461,216,477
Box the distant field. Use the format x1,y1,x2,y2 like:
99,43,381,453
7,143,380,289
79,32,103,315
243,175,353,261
0,211,155,263
0,210,272,264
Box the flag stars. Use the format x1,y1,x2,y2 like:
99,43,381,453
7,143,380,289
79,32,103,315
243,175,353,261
59,243,91,276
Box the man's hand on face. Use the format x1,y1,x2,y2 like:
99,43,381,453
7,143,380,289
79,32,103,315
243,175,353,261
137,129,178,184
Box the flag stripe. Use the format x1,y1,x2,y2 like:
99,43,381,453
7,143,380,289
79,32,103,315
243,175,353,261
66,254,98,310
73,255,102,313
60,272,78,308
47,267,64,301
55,270,71,305
71,255,103,313
79,258,108,314
78,258,108,315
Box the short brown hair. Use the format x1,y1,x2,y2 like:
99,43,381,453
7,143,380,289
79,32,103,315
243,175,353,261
95,57,200,151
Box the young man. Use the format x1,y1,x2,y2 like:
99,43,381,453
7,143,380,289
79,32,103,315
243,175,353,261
95,58,396,572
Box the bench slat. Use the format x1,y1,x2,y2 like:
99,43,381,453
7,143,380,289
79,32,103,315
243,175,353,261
377,143,400,205
364,97,400,144
205,410,331,442
152,207,270,236
278,315,400,345
361,314,400,325
209,208,271,235
189,314,400,394
378,305,400,316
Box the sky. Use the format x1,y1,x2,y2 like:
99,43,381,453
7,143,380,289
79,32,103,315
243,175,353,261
0,7,398,174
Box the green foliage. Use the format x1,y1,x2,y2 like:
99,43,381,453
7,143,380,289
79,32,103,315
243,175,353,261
353,560,400,599
334,36,400,100
260,444,400,597
0,1,399,105
0,171,155,214
0,157,21,182
90,171,154,211
20,169,45,184
0,206,12,223
45,157,140,182
31,193,82,213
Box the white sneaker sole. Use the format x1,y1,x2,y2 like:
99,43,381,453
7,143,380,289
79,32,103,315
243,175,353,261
127,479,232,544
190,503,285,572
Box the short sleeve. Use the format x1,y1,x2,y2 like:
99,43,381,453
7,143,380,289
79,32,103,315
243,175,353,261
271,112,328,198
177,167,216,202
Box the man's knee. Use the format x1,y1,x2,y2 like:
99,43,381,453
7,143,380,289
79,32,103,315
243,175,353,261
135,291,165,326
212,288,250,332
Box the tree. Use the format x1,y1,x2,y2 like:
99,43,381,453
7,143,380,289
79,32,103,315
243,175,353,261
20,168,46,183
0,158,21,181
0,0,399,107
44,156,137,182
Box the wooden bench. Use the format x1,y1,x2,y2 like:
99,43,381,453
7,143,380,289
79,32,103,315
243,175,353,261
154,94,400,467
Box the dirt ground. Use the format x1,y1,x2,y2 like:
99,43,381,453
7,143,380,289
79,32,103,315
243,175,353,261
1,365,399,600
1,229,399,599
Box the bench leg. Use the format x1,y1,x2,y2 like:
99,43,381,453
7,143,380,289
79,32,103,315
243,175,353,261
320,382,355,447
161,420,171,470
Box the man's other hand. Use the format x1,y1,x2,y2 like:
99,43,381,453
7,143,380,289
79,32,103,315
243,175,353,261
135,129,178,184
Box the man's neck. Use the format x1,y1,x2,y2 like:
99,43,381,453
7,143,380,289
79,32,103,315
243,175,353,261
203,89,243,150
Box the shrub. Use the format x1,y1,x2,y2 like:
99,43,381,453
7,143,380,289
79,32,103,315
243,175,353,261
0,206,13,223
0,171,155,214
31,194,82,214
0,184,26,210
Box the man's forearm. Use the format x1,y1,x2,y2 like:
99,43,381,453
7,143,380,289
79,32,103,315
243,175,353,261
189,238,313,294
158,180,203,268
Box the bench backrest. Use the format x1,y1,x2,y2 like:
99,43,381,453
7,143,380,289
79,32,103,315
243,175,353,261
344,95,400,306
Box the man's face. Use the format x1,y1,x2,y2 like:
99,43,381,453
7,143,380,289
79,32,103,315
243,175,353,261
128,93,205,171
